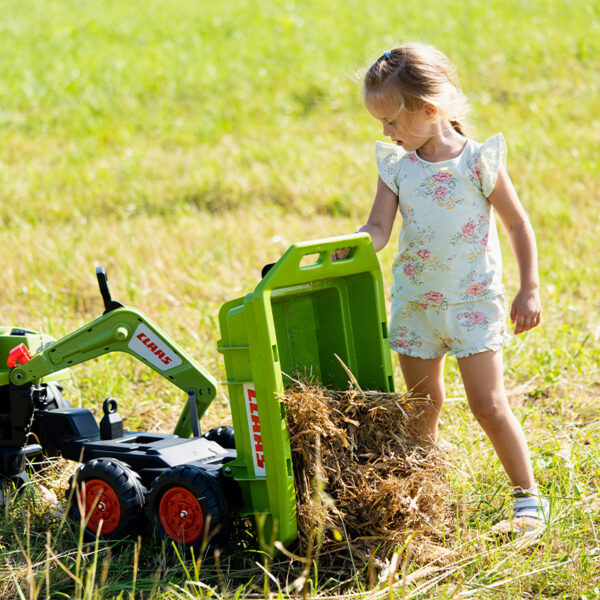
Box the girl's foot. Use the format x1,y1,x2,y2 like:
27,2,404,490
513,491,550,523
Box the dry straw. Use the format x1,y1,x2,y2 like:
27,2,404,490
283,377,457,570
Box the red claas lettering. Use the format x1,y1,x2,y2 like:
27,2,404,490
246,388,265,470
136,332,175,366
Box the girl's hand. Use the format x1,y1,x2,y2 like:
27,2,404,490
510,287,542,334
331,248,351,260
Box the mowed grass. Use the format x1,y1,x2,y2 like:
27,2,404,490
0,0,599,598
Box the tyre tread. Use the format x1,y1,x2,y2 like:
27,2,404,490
146,464,230,550
68,457,145,541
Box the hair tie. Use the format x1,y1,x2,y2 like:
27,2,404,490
383,50,392,59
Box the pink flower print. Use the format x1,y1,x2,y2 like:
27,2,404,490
409,153,418,163
434,187,447,200
462,222,476,237
473,166,481,180
403,263,416,276
433,172,452,184
466,282,485,296
480,233,489,247
416,249,431,260
397,339,410,348
467,311,486,324
425,291,444,304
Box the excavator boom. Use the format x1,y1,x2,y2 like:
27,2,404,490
8,269,216,437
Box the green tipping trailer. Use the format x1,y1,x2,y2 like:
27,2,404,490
217,233,394,547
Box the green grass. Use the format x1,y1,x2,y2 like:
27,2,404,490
1,0,599,597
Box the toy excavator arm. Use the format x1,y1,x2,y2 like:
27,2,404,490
8,268,216,438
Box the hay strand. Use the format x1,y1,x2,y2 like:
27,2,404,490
283,380,457,568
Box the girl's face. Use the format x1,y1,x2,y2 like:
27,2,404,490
365,94,435,152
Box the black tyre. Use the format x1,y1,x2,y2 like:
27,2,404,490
146,465,231,551
202,425,236,449
67,457,145,542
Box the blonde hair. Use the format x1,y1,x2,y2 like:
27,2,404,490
364,43,469,136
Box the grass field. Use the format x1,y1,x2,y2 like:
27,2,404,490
0,0,599,598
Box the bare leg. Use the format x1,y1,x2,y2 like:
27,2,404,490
457,350,535,489
398,353,446,442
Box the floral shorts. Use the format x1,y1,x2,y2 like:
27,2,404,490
389,295,509,359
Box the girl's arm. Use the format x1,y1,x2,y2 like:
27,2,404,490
358,176,399,251
332,176,398,259
488,166,541,335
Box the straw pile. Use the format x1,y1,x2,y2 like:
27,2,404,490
283,381,456,567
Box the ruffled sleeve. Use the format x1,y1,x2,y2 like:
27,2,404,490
479,133,507,197
375,141,404,195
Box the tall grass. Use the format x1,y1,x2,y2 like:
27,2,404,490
0,0,599,597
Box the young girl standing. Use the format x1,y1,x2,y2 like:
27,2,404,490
342,43,548,522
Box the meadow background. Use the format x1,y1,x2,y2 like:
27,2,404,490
0,0,599,598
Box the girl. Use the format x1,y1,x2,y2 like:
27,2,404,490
340,43,548,522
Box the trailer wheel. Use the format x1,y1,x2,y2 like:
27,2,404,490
68,458,145,541
146,465,230,550
201,425,235,449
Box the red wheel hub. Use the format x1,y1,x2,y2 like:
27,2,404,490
158,487,204,544
81,479,121,534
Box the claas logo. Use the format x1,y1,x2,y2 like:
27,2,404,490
136,332,173,366
246,387,265,470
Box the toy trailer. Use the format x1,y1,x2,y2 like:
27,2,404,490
217,233,394,548
0,233,393,553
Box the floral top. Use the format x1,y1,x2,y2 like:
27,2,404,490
375,133,507,307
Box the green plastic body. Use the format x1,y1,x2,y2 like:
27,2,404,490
0,327,70,386
218,233,394,549
5,309,217,435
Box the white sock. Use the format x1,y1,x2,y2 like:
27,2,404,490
513,484,539,496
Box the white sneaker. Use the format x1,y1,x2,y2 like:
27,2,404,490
513,493,550,523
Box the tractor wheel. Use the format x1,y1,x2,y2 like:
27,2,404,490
67,458,145,542
201,426,235,449
146,465,231,551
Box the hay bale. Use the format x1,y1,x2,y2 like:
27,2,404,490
283,381,456,565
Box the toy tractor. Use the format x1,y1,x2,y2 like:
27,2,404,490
0,234,394,553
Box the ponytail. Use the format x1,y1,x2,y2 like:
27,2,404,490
450,119,466,136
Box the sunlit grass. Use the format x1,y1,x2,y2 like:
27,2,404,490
0,0,599,598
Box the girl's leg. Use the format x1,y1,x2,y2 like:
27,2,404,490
398,353,446,441
457,350,535,489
